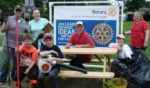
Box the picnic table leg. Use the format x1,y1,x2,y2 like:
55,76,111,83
103,57,107,72
103,56,107,83
106,55,111,71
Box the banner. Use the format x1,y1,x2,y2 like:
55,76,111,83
54,6,119,47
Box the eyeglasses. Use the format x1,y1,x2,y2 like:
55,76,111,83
15,9,22,12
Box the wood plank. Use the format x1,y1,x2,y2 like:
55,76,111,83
58,71,114,79
59,47,118,55
61,58,113,63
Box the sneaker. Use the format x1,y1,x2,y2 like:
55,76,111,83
0,82,4,85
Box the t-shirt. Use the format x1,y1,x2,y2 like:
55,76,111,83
19,45,38,66
40,45,64,59
130,20,149,48
3,16,27,48
40,44,64,67
68,31,95,62
28,18,49,41
109,43,133,59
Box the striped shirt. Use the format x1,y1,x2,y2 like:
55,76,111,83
2,15,27,48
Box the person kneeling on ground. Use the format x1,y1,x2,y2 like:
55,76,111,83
109,34,133,77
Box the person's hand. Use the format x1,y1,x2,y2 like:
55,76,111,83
65,45,70,49
74,45,81,48
1,24,8,32
47,57,54,62
37,33,44,40
50,50,58,57
143,42,148,48
15,47,19,52
24,68,30,74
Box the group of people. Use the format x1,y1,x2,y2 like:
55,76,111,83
0,5,60,88
0,4,149,88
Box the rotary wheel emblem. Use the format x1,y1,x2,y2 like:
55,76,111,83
92,23,113,45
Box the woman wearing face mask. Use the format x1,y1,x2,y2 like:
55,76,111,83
124,11,149,52
28,8,49,49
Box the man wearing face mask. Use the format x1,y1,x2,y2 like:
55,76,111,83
65,21,95,69
0,5,27,85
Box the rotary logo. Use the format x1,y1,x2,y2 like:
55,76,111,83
108,7,117,17
92,23,113,45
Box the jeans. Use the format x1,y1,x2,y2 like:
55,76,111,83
0,47,16,83
130,45,146,53
38,67,60,88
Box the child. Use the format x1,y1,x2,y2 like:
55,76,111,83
109,34,133,59
38,33,64,88
12,34,39,88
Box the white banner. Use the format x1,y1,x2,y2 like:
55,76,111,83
54,6,119,47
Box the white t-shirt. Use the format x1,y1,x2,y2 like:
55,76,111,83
109,43,133,59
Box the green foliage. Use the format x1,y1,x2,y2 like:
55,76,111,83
104,78,127,88
0,0,22,21
124,0,147,12
104,72,127,88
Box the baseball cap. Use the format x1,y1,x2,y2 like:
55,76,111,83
14,5,23,11
43,33,53,40
117,34,125,39
76,21,83,26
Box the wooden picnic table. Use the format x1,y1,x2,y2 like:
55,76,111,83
59,46,118,72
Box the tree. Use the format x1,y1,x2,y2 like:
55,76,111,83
0,0,21,21
124,0,147,12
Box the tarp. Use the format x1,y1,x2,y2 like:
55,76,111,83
111,49,150,88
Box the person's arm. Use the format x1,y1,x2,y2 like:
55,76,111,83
47,57,62,62
124,31,131,35
144,29,149,47
74,44,94,48
65,42,72,49
1,24,8,33
40,51,53,56
124,45,133,59
24,61,36,74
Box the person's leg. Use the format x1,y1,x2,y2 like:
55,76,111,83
38,72,46,88
11,48,17,78
70,57,85,69
49,67,60,88
12,66,26,88
28,66,39,88
0,47,12,84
